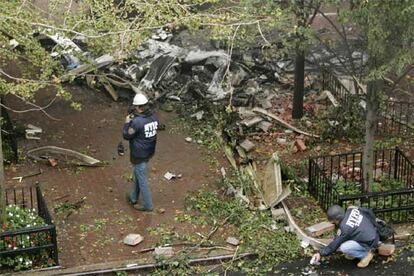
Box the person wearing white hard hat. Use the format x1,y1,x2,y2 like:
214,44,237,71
123,93,159,212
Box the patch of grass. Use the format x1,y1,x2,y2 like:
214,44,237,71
289,199,326,227
147,224,198,246
154,180,303,275
183,190,303,274
54,198,85,215
94,218,108,231
79,224,90,240
375,137,403,149
334,178,407,196
319,98,365,143
219,170,258,196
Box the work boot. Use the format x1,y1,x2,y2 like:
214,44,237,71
126,192,137,205
357,251,374,268
133,205,153,212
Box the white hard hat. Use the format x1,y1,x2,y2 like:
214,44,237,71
133,93,148,106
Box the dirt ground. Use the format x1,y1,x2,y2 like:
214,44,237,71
4,85,225,268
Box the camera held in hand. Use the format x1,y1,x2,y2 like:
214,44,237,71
127,105,137,117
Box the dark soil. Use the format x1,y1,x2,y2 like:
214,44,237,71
4,85,226,268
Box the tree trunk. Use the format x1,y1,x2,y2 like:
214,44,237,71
362,79,382,193
292,49,305,119
0,124,6,226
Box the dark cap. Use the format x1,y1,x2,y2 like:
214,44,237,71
327,205,345,222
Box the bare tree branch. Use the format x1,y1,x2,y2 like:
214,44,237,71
388,65,414,93
0,95,60,121
0,69,55,84
257,21,271,46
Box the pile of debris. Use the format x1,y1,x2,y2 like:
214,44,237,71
28,28,324,109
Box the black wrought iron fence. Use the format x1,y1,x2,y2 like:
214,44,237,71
309,158,340,210
308,147,414,222
339,189,414,223
320,70,413,137
321,69,358,104
0,184,59,267
377,100,414,136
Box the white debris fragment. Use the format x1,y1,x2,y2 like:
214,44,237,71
220,167,226,178
301,239,310,248
123,234,144,246
190,111,205,120
164,172,182,180
226,236,240,246
154,246,173,257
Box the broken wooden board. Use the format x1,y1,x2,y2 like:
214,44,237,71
98,76,119,101
252,107,319,138
27,146,101,166
239,139,255,152
305,221,335,237
240,116,263,127
257,152,290,208
315,90,339,107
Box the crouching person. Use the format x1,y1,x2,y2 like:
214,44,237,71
312,205,379,268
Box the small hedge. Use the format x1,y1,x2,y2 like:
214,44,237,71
0,205,52,271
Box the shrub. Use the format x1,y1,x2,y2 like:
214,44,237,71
0,205,51,271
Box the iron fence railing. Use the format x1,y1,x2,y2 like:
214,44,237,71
377,100,414,137
320,70,413,137
339,189,414,223
0,184,59,267
321,69,360,104
309,147,414,222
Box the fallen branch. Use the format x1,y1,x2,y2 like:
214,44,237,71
224,246,239,276
252,107,320,138
139,242,234,254
12,169,42,182
178,215,232,257
53,194,70,201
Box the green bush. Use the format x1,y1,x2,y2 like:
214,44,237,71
320,98,365,142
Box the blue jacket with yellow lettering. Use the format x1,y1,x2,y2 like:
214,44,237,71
123,112,159,164
320,207,379,256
